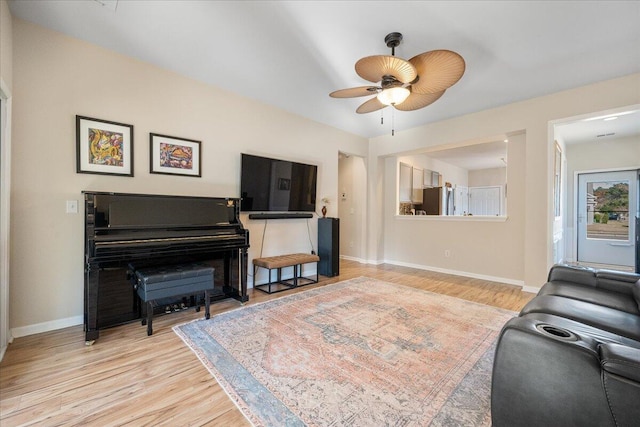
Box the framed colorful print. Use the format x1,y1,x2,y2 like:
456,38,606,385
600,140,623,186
150,133,201,177
76,115,134,176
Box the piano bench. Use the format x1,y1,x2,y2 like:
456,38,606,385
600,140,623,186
253,253,320,294
131,263,214,336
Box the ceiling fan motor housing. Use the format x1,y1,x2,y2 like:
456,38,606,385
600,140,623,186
385,32,403,55
381,75,403,89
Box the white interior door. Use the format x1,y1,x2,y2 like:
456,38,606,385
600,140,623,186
577,170,637,266
454,186,468,215
469,186,501,216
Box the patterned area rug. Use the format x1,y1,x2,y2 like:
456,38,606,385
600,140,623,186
173,277,515,426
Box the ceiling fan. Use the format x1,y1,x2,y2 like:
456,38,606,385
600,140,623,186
330,32,465,114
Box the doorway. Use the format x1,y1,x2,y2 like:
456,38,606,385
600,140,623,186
553,105,640,272
338,152,367,262
577,170,638,267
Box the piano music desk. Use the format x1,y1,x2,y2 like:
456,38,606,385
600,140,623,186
131,263,215,336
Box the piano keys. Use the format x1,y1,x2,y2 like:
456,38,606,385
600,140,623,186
83,191,249,343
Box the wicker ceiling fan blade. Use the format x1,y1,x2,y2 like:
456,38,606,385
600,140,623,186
409,50,465,94
355,55,417,84
394,90,446,111
356,97,386,114
329,86,380,98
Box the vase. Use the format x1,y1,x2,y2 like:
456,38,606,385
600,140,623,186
321,205,327,218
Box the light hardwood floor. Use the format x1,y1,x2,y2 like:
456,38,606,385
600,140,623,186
0,260,535,426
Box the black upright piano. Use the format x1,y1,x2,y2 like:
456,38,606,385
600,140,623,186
83,191,249,343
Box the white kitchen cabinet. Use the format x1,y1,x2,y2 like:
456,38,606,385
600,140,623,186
412,167,423,203
399,162,412,202
424,169,440,187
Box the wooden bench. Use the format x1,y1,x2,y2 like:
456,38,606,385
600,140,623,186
130,263,214,335
253,253,320,294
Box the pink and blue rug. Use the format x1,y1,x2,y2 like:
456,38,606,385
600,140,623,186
174,277,515,426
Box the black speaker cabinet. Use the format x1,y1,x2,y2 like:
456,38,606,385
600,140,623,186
318,217,339,277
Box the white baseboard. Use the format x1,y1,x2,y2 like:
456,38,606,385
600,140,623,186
339,255,368,264
0,332,12,361
338,255,384,265
522,285,541,294
11,315,83,338
384,259,526,288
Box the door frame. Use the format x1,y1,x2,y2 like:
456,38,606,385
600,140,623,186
550,104,640,273
1,77,12,360
572,167,640,269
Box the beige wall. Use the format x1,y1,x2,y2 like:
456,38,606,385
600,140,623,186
369,73,640,289
382,133,526,285
469,167,506,188
10,19,367,334
1,0,12,89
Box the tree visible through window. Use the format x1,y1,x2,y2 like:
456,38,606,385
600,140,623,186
586,180,629,240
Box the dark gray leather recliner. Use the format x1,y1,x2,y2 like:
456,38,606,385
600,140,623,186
491,264,640,427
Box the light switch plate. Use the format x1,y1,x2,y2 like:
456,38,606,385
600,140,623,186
66,200,78,214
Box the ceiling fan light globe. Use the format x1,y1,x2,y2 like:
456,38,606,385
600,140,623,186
377,87,410,106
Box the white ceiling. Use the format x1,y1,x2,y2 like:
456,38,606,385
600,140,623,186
554,108,640,145
424,140,508,171
8,0,640,139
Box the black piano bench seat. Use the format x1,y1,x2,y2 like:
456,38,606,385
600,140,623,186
131,263,214,336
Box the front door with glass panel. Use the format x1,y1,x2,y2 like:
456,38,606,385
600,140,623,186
577,170,638,267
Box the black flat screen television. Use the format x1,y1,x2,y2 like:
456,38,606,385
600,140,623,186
240,153,317,212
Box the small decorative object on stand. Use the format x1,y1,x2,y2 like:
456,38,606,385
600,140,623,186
321,197,330,218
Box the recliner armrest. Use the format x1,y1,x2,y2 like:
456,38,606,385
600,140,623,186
600,342,640,383
547,264,597,287
597,270,640,295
